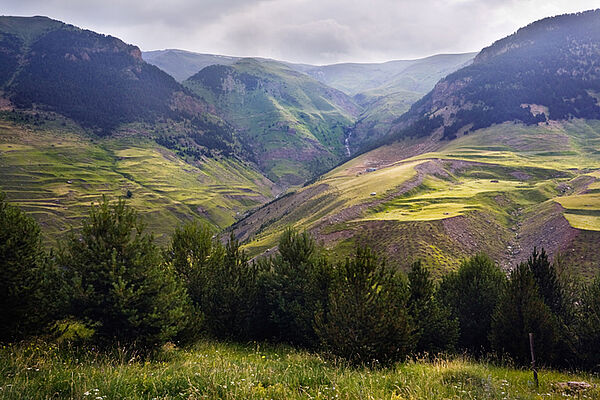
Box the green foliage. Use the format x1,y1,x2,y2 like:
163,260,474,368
576,275,600,371
490,262,559,366
258,228,333,346
408,261,458,355
60,196,189,347
527,248,564,317
167,222,261,341
316,247,413,365
52,318,97,345
439,254,506,354
0,192,61,341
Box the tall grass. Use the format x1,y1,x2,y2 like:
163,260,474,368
1,340,598,399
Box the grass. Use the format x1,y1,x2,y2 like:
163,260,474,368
1,340,598,399
240,120,600,271
0,120,274,244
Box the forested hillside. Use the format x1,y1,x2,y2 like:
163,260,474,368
386,10,600,143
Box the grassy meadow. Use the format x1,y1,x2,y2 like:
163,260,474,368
1,340,598,400
239,121,600,269
0,120,274,244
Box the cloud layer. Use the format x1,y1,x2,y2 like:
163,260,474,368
3,0,598,64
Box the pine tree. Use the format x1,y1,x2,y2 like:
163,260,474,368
260,228,332,347
316,247,413,365
490,262,559,366
438,254,506,354
575,275,600,371
61,197,189,347
0,193,62,341
408,261,458,355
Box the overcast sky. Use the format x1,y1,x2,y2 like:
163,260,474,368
2,0,598,64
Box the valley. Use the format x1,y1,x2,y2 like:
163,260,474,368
233,120,600,276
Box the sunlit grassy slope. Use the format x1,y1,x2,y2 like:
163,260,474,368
184,59,358,186
236,120,600,272
0,120,274,244
1,340,598,400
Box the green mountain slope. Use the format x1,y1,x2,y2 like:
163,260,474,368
184,59,360,185
142,49,239,82
233,120,600,276
0,118,274,244
345,53,476,151
232,11,600,276
0,16,278,240
0,16,228,138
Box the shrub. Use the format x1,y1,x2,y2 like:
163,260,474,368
60,197,189,347
408,261,458,355
438,254,506,354
0,193,62,341
316,247,413,365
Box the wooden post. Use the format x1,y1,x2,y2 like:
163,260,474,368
529,333,539,388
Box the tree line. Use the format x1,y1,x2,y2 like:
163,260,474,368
1,193,600,370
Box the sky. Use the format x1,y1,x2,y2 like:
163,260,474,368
2,0,599,65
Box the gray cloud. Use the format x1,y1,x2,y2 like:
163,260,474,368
2,0,598,64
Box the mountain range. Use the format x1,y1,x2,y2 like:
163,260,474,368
0,11,599,275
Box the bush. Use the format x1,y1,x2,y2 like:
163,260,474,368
408,261,458,355
490,262,559,366
316,247,413,365
438,254,506,354
60,197,189,347
0,193,62,342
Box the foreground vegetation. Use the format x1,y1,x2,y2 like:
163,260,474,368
1,340,599,400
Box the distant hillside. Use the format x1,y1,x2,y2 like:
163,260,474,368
233,11,600,276
0,16,277,239
184,59,360,185
298,54,475,97
0,16,230,146
386,9,600,144
142,49,239,82
142,49,475,154
340,53,476,151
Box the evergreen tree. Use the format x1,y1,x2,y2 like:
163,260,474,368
408,261,458,354
260,228,333,347
528,248,564,316
438,254,506,354
576,275,600,371
316,247,413,365
167,220,224,310
490,262,559,366
0,193,62,341
60,197,189,347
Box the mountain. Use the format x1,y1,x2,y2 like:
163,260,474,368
143,49,475,152
232,11,600,276
183,58,360,185
0,16,233,140
386,10,600,144
142,49,239,82
335,53,476,151
0,16,276,241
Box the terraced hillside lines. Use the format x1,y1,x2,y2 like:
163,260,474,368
235,121,600,273
0,121,274,243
